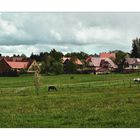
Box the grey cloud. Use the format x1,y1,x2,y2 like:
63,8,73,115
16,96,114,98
0,12,139,56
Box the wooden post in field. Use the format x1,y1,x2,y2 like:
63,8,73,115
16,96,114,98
34,70,41,95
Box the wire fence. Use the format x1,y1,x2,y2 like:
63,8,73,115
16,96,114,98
0,78,139,95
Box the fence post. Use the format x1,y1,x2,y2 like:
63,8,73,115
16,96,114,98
34,70,41,95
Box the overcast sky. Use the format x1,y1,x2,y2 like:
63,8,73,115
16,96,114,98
0,12,140,56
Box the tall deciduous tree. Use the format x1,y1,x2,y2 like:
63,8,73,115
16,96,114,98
115,50,127,64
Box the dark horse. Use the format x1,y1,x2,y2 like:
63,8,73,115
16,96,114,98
48,86,57,92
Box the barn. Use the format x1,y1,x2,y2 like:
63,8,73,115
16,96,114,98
0,58,40,74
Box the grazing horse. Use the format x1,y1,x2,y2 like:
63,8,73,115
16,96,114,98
48,86,57,92
133,78,140,83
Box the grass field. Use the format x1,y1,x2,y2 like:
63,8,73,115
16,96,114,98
0,73,140,128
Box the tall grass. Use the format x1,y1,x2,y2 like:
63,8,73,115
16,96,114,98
0,73,139,127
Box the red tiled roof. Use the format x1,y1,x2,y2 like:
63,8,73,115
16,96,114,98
88,57,118,69
100,52,116,59
6,60,29,69
89,58,102,67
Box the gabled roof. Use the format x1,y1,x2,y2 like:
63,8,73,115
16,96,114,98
89,58,102,67
125,58,140,65
87,57,118,69
74,59,83,65
105,58,118,69
62,57,71,63
6,61,29,69
63,57,83,65
2,58,30,69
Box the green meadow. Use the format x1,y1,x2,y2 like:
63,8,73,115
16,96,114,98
0,73,140,128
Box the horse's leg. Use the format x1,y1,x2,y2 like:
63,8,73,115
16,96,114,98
48,87,50,92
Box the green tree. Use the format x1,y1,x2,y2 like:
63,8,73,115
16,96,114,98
131,38,140,58
40,54,63,75
41,55,54,74
115,50,127,64
21,53,26,58
50,61,63,74
50,49,63,61
65,51,88,61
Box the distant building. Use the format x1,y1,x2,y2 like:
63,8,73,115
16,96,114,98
123,58,140,72
62,57,83,65
99,52,116,61
86,57,118,74
0,58,40,74
62,57,83,73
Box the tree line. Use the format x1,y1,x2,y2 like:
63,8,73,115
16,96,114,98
1,38,140,75
30,49,89,74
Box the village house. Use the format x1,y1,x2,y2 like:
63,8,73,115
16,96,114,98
62,57,83,73
86,57,118,74
0,58,40,74
123,58,140,72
